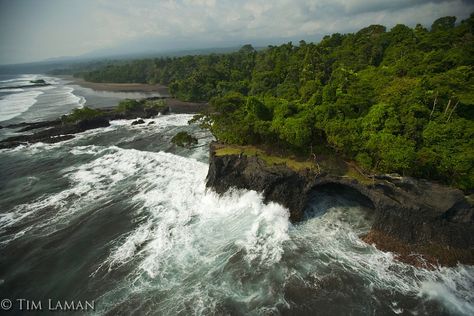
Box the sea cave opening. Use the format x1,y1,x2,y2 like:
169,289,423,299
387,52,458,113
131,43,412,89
303,183,376,233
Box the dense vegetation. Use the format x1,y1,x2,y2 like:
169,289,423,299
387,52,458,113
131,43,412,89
61,98,167,124
61,107,104,123
81,15,474,190
171,131,198,148
115,98,166,114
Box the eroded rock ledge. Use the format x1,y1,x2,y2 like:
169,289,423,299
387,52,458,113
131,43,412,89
206,142,473,267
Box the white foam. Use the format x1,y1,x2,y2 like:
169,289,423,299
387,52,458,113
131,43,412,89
289,204,474,315
28,85,86,117
88,147,290,313
47,86,85,107
0,145,129,240
237,201,289,266
0,88,24,93
0,74,47,88
109,113,194,129
0,90,43,122
0,75,87,123
1,112,472,313
0,78,21,83
418,266,474,315
66,147,288,283
1,145,211,244
55,145,472,315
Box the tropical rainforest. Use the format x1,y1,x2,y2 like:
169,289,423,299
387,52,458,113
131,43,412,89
79,14,474,191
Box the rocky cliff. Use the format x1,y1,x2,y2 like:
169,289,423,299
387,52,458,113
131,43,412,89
206,143,474,267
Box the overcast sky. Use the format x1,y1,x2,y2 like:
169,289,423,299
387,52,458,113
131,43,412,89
0,0,473,64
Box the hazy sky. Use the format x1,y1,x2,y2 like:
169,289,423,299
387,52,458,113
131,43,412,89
1,0,473,64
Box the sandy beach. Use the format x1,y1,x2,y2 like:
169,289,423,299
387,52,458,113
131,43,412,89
66,76,170,94
66,76,208,113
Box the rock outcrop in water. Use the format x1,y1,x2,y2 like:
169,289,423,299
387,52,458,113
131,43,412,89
0,117,110,149
0,99,172,149
0,80,50,90
131,119,145,125
171,131,198,148
206,142,474,267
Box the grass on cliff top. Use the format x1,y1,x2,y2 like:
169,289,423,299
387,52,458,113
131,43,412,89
214,144,374,183
344,165,375,185
214,145,313,171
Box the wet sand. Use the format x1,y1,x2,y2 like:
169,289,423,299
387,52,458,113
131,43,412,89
67,77,170,94
68,76,208,114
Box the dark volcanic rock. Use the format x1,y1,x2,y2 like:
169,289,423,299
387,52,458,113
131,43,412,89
148,121,155,125
206,143,474,265
30,79,46,84
99,105,169,121
16,120,62,132
0,117,110,149
131,119,145,125
206,151,308,216
0,97,193,150
0,83,50,90
0,99,171,149
76,117,110,130
159,106,170,115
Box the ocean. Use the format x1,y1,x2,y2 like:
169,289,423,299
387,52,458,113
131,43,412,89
0,75,473,315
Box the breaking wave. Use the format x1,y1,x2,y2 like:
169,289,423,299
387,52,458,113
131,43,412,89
0,105,472,315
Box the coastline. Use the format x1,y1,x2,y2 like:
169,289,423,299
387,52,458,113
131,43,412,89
206,142,474,268
65,76,170,94
0,77,208,147
64,76,208,114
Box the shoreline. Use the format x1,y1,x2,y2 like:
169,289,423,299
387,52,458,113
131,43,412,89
206,142,474,268
63,76,170,94
63,76,208,114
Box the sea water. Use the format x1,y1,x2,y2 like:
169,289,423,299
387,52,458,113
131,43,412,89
0,75,473,315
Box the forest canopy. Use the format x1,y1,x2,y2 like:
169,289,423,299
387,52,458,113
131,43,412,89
79,14,474,190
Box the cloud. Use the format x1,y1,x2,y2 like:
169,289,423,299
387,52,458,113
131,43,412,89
1,0,473,64
88,0,474,40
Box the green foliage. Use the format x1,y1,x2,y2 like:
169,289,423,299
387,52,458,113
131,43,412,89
143,99,166,110
116,98,166,113
62,107,104,123
171,131,198,148
209,93,250,144
274,116,312,148
366,133,416,173
356,152,373,170
30,79,46,84
431,16,456,32
420,119,474,190
116,99,143,113
79,14,474,190
246,96,272,121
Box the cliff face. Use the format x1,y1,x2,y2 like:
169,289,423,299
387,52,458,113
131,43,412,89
206,143,474,266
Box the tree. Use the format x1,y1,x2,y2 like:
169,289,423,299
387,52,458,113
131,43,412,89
77,14,474,190
431,16,456,32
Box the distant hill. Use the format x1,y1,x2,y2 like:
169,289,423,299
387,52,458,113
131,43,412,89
0,46,256,75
